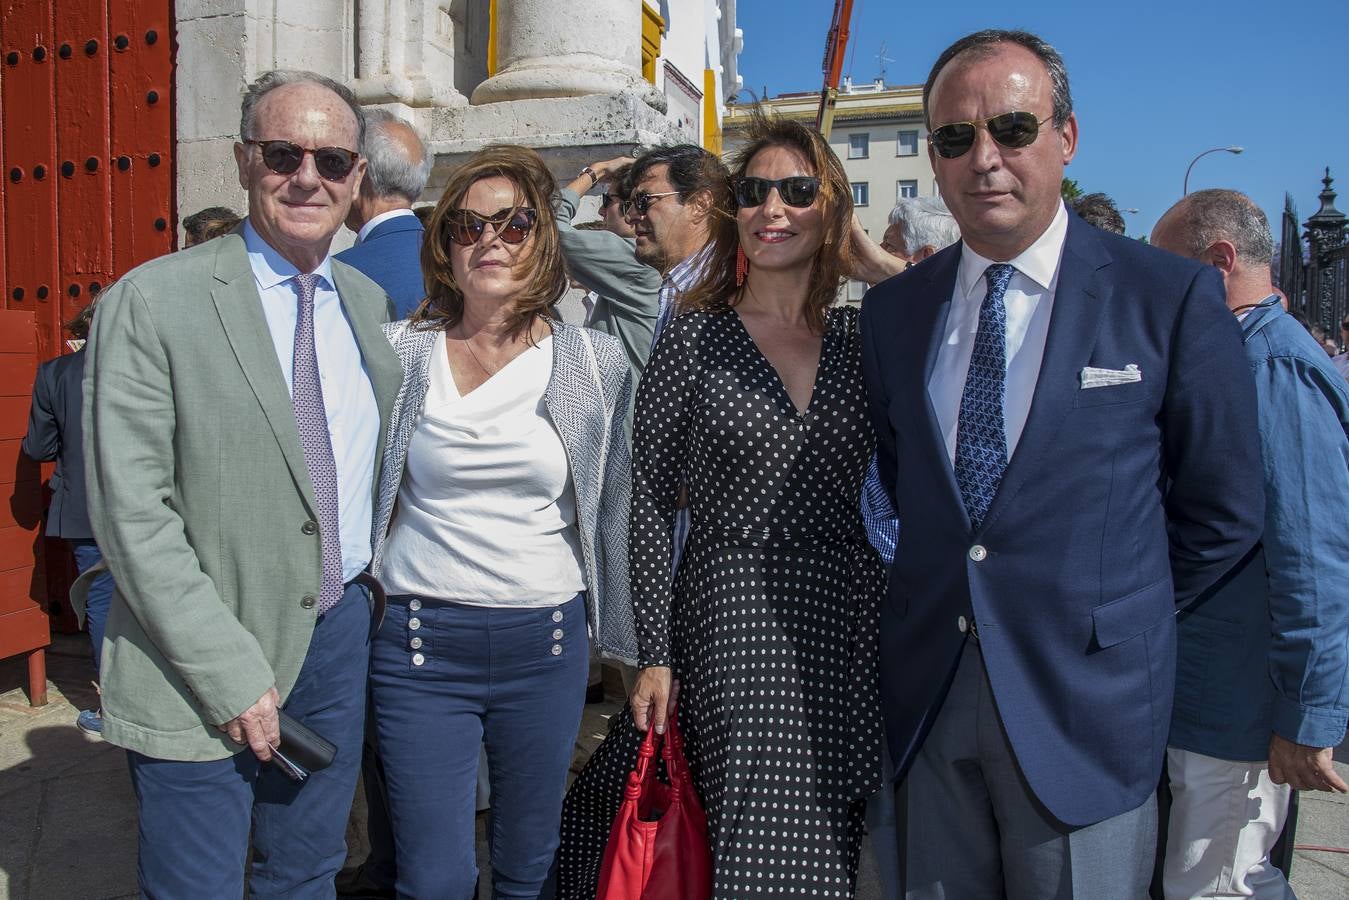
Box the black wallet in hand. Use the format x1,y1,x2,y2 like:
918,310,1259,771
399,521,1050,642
270,710,336,782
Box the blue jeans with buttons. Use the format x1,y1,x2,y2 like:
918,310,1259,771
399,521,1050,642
370,593,589,900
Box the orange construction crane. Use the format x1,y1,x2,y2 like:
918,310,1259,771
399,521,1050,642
815,0,856,138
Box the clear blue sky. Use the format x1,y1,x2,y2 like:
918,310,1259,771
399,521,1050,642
735,0,1349,241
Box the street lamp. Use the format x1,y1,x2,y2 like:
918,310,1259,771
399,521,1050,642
1183,146,1244,195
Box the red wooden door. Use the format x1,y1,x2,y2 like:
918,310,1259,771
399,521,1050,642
0,0,175,637
0,308,48,667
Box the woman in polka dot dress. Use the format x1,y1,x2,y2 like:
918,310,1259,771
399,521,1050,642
558,113,884,897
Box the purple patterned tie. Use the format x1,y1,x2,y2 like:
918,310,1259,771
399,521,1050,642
291,273,344,613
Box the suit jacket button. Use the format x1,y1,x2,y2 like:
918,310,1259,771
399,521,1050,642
300,595,317,609
969,544,987,562
301,521,317,535
958,615,968,633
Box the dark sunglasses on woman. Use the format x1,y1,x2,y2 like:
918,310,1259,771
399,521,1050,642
927,111,1048,159
243,139,359,182
445,208,538,246
732,176,821,209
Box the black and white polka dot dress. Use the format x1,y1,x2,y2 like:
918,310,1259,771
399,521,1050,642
558,305,884,898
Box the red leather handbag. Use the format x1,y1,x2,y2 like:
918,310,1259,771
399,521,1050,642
595,712,712,900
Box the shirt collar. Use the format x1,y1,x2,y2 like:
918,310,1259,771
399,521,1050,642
956,200,1069,299
356,207,418,244
242,218,335,291
665,243,714,291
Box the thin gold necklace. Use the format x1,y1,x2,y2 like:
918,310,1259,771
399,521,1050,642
452,326,504,377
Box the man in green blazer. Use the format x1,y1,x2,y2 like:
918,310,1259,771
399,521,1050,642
83,70,402,898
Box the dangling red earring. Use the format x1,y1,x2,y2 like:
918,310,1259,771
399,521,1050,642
735,245,748,286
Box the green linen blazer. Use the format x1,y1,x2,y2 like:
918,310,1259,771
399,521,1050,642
82,232,402,761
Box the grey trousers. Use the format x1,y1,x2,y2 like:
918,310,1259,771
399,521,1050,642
896,641,1157,900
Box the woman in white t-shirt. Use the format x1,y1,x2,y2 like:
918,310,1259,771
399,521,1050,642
368,144,637,899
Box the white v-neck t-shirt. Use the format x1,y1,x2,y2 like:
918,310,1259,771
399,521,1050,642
380,332,587,605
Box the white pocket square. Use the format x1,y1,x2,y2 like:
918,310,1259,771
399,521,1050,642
1080,364,1142,389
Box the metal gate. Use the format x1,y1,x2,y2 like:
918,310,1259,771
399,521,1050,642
0,0,175,659
1277,169,1347,351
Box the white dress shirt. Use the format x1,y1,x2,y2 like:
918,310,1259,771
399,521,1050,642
355,207,418,244
243,219,380,582
928,201,1069,466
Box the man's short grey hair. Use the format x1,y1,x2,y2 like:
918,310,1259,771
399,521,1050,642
923,30,1073,130
240,69,366,149
1177,189,1275,267
361,108,431,203
888,196,962,256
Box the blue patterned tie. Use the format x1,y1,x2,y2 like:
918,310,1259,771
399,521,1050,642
291,273,344,613
954,263,1016,531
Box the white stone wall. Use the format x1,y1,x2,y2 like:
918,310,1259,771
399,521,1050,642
174,0,734,233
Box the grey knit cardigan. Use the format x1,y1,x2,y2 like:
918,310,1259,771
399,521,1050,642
370,319,639,664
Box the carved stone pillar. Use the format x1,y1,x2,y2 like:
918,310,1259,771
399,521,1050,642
471,0,662,109
349,0,468,108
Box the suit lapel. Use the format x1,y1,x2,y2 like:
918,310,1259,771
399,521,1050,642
331,262,403,500
981,216,1112,533
911,247,970,528
209,236,318,514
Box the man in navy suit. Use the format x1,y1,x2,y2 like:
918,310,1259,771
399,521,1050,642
860,30,1265,898
335,106,430,900
337,108,430,319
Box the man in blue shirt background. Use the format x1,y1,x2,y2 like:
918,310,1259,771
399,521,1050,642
1152,189,1349,899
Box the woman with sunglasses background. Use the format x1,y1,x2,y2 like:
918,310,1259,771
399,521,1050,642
368,144,639,899
557,112,884,897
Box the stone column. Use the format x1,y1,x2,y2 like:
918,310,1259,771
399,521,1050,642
471,0,662,109
349,0,468,108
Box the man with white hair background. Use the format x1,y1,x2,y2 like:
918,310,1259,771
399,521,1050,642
338,108,433,319
881,195,963,268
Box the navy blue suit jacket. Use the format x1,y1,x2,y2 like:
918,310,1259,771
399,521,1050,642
22,349,92,539
860,213,1265,827
335,214,425,319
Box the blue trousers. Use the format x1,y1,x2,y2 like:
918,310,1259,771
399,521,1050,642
70,538,114,674
127,584,371,900
370,594,589,900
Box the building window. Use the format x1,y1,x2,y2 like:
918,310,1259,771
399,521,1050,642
852,182,869,206
897,180,918,200
897,129,919,156
848,133,869,159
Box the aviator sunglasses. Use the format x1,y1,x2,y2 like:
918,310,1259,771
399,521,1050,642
619,191,680,217
445,208,538,246
928,111,1048,159
243,139,359,182
733,176,822,209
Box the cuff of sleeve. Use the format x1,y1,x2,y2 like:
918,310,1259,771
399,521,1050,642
192,665,277,726
1271,695,1349,750
638,654,671,669
558,188,581,217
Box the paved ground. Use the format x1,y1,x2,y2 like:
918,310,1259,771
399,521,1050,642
1,633,1344,899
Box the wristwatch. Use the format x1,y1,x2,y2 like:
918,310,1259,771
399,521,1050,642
580,166,599,188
